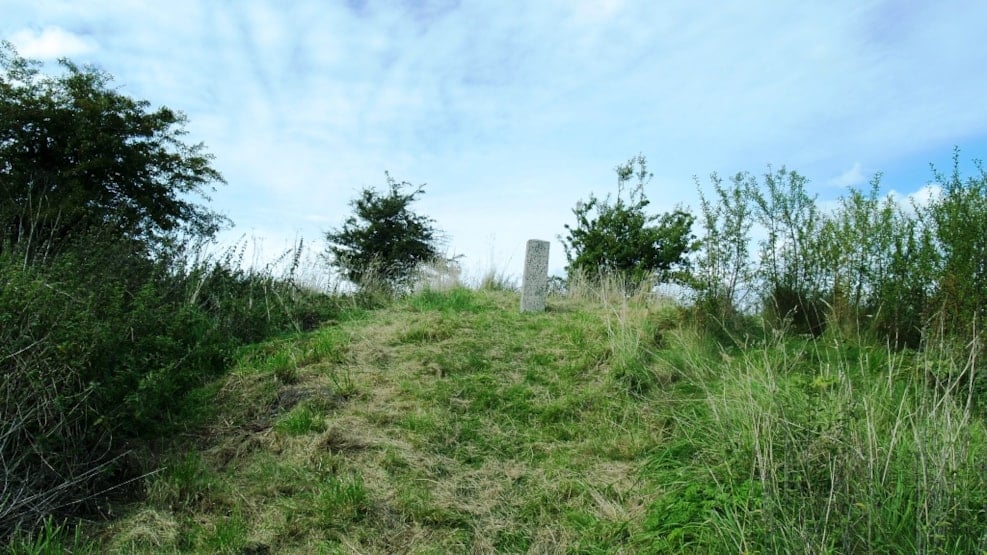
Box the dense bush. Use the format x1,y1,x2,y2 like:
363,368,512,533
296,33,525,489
324,173,445,292
816,177,936,347
0,236,342,541
746,166,828,335
691,154,987,351
561,155,695,291
0,43,346,542
924,150,987,338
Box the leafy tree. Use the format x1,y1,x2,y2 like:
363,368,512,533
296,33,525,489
561,155,695,289
748,166,827,335
0,41,226,258
922,148,987,335
692,171,756,337
325,173,444,290
0,44,240,540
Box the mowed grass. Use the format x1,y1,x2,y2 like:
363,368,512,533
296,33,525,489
99,285,683,553
93,283,987,553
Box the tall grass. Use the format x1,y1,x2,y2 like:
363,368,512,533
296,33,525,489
650,330,987,553
0,234,344,544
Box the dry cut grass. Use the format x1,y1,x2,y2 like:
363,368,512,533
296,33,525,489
99,286,680,553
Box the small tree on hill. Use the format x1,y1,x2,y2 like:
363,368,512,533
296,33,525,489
561,155,695,289
325,173,443,290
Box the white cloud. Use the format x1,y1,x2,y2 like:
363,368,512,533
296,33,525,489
828,163,867,189
6,1,987,277
888,183,942,214
910,184,943,208
9,26,95,58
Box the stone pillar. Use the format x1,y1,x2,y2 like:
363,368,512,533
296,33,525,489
520,239,550,313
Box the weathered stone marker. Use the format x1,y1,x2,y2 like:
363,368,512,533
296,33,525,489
520,239,550,313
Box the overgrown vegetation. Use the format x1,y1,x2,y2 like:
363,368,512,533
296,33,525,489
0,232,347,543
324,173,447,293
0,44,345,546
87,280,987,553
561,154,695,291
93,284,678,552
691,153,987,353
6,37,987,552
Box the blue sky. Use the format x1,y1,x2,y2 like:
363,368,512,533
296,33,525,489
6,1,987,280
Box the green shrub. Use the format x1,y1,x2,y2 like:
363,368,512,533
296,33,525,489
747,166,828,335
692,171,756,341
0,237,343,541
561,155,695,291
924,149,987,339
324,173,445,292
814,176,937,348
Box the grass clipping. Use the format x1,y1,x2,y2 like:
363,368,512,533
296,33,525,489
103,286,674,553
101,282,987,553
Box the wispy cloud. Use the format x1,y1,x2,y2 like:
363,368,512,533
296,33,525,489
9,25,95,58
828,163,867,189
5,0,987,277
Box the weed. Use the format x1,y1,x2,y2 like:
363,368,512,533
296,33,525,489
275,403,326,436
197,510,248,553
647,330,987,553
316,473,369,527
146,452,226,512
407,285,486,312
6,517,97,555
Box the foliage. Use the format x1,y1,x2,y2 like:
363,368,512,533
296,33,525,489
0,238,345,542
561,155,695,290
0,42,226,260
748,166,828,335
924,148,987,338
0,44,344,544
687,153,984,349
691,171,756,339
818,176,936,346
325,173,444,291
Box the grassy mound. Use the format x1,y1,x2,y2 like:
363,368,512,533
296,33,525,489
76,284,987,553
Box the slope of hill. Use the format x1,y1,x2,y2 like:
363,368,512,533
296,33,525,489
92,284,987,553
96,286,680,553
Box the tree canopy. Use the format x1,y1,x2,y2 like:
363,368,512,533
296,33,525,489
561,155,695,288
325,173,443,290
0,41,226,257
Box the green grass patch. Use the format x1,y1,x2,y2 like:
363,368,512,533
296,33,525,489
89,285,987,553
274,403,327,436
